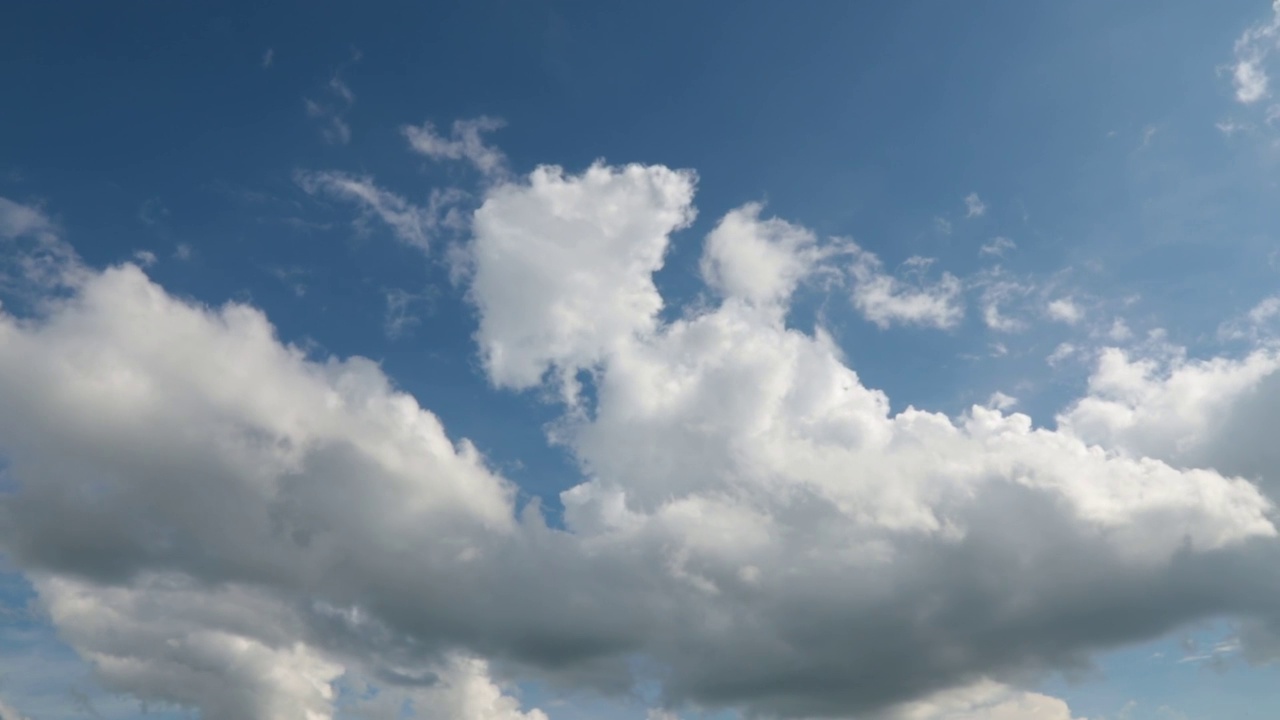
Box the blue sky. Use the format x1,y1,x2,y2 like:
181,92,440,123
3,2,1280,719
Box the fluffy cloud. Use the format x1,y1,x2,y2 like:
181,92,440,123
871,680,1080,720
4,168,1280,720
1047,298,1083,325
849,247,964,329
700,202,837,309
467,162,696,392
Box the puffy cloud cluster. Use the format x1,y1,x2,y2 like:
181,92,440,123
3,163,1280,720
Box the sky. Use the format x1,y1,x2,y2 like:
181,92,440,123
2,1,1280,719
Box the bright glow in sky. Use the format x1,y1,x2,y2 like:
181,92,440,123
3,2,1280,719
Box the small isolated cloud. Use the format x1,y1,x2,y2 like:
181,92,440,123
173,242,193,261
1047,342,1077,367
137,197,169,227
987,391,1018,411
1107,318,1134,342
1140,124,1159,148
383,287,435,339
262,48,274,69
1047,297,1084,325
980,236,1016,257
849,246,964,329
976,273,1033,333
402,116,508,179
1216,119,1252,136
132,249,157,267
305,52,360,144
1230,1,1280,104
295,170,463,251
964,192,986,218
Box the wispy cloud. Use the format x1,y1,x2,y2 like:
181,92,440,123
262,48,274,69
979,236,1015,257
305,50,361,144
1230,1,1280,104
402,116,508,179
294,170,463,251
848,245,964,329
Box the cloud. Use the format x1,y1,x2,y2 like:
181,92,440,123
0,196,86,295
5,169,1280,720
383,287,434,339
1230,1,1280,104
869,680,1081,720
964,192,986,218
468,161,696,392
295,170,462,251
1047,298,1084,325
979,236,1015,257
849,246,964,329
699,202,840,309
977,276,1032,333
0,197,54,240
305,54,360,144
403,117,508,179
263,48,274,69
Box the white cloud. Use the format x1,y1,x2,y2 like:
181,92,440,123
935,217,953,235
1047,297,1084,325
1047,342,1078,367
5,170,1280,720
964,192,986,218
849,246,964,329
1218,295,1280,341
295,170,461,251
468,161,696,392
262,48,274,69
977,277,1031,333
987,391,1018,411
403,117,508,179
979,236,1015,257
1230,0,1280,104
132,249,157,267
871,680,1081,720
700,202,838,309
0,197,54,239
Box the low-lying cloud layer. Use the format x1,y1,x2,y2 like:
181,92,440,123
2,154,1280,720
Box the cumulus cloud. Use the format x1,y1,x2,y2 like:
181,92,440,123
295,170,464,251
849,246,964,329
870,680,1080,720
5,167,1280,720
1230,1,1280,104
468,162,696,392
700,202,840,309
403,117,508,179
